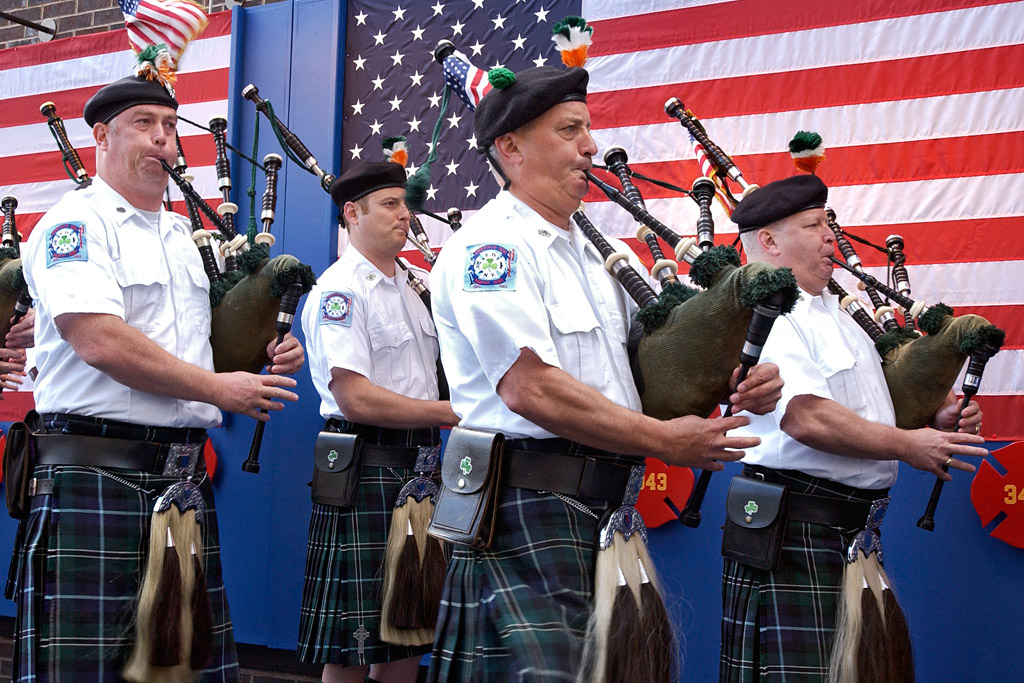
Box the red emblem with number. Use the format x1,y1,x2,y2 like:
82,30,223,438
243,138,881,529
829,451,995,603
634,457,695,528
970,441,1024,549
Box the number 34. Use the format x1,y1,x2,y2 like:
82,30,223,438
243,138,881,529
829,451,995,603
1004,485,1024,505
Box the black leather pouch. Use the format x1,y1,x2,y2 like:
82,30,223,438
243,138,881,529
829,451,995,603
427,426,505,550
721,475,789,571
4,419,34,520
310,431,363,508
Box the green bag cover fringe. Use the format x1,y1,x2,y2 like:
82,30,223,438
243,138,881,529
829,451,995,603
210,253,316,374
882,315,1005,429
635,261,798,420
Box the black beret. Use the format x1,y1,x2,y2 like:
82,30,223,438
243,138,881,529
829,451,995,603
83,75,178,127
730,174,829,233
329,161,407,208
474,66,589,149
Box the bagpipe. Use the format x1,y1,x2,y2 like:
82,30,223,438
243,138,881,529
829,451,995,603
0,196,32,349
155,117,316,474
824,213,1004,530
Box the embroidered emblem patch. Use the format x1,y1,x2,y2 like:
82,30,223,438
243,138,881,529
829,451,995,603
45,222,88,267
319,291,354,327
464,243,517,291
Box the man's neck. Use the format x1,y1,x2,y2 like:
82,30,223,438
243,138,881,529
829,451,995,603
98,173,164,212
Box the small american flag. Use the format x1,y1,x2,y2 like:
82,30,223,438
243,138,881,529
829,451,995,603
119,0,208,65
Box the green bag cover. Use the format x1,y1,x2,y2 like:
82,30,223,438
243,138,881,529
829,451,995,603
883,314,1002,429
636,261,793,420
0,259,25,342
210,253,314,374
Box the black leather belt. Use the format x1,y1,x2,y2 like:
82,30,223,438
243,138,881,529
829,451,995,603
504,446,636,503
361,444,420,469
33,433,205,474
743,465,887,528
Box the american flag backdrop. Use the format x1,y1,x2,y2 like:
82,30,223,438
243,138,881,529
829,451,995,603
343,0,1024,440
0,10,231,420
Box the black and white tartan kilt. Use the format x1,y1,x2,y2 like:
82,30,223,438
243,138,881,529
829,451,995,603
720,469,889,683
427,486,620,683
296,463,435,666
11,463,238,683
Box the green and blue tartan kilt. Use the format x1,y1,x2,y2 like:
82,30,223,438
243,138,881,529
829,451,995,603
426,486,620,683
720,468,888,683
11,463,238,682
296,421,442,667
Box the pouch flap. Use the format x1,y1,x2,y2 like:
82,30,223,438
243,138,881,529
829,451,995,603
313,431,361,474
440,426,504,495
725,476,788,529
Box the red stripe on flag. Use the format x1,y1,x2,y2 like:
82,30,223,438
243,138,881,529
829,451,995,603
953,305,1024,350
15,197,224,242
585,131,1024,204
0,68,230,128
971,394,1024,441
0,11,230,71
589,0,1015,57
0,134,219,186
589,44,1024,127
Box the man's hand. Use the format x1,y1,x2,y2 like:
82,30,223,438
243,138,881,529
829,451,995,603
5,308,34,349
656,414,758,471
266,332,304,375
931,392,983,435
210,372,298,421
728,362,783,415
899,428,988,481
0,347,26,390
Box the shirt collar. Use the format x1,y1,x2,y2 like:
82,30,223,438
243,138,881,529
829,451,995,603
91,176,161,229
346,243,391,291
501,191,568,248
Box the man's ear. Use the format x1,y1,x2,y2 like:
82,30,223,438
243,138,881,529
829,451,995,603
493,133,522,168
93,123,108,150
342,200,360,228
758,227,780,256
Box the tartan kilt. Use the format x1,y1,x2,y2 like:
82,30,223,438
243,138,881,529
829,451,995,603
11,462,238,683
296,464,434,666
427,486,617,683
720,469,887,683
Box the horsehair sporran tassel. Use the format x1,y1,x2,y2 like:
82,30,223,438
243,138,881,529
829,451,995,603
379,447,444,646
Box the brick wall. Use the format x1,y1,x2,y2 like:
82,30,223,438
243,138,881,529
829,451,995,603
0,0,289,50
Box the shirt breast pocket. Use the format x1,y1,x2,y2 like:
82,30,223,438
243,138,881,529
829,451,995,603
112,257,169,332
184,261,212,338
547,302,601,380
368,321,415,385
817,345,869,414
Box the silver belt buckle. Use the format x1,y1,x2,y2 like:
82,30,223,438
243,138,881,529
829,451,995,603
162,442,202,478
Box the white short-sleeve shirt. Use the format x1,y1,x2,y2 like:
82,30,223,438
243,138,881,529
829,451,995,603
430,190,644,438
300,244,439,420
24,177,221,428
735,288,899,489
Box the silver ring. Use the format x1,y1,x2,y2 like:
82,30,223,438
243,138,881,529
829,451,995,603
944,457,953,468
975,424,981,435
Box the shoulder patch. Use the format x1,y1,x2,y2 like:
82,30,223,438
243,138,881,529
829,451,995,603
463,243,517,292
319,290,355,327
46,222,88,268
